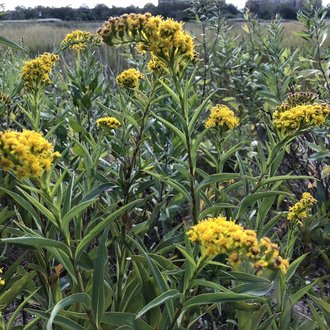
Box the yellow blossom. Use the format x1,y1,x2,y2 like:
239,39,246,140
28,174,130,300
205,104,240,130
97,13,195,65
116,68,143,89
273,98,330,133
0,130,60,178
21,52,59,88
61,30,102,50
96,117,121,129
188,216,289,273
287,192,317,226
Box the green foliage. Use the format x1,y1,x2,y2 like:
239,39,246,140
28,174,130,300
0,1,329,328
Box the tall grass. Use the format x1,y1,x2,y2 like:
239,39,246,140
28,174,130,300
1,19,329,55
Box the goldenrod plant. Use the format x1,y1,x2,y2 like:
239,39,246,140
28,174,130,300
0,2,329,328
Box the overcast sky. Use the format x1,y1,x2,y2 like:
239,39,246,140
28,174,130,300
2,0,330,11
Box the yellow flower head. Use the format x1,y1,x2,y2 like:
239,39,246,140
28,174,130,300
97,13,195,65
116,68,143,89
188,216,288,273
273,103,330,132
21,52,59,88
0,130,60,178
61,30,102,50
96,116,121,129
287,192,317,226
205,104,239,131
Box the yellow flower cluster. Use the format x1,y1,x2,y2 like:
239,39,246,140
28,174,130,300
147,54,166,73
287,192,317,226
61,30,102,50
188,216,289,273
21,52,59,88
205,104,240,130
116,68,143,89
0,268,4,286
0,130,61,178
97,13,195,64
96,117,121,129
0,92,11,110
273,103,330,132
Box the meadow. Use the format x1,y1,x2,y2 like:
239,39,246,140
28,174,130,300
1,18,330,54
0,2,329,329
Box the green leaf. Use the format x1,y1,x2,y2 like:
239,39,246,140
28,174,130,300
0,271,36,310
258,175,313,188
62,174,75,214
61,199,96,230
152,114,186,145
219,271,271,284
307,294,330,325
101,312,153,329
158,80,181,106
285,253,308,282
47,293,91,330
1,236,71,255
16,187,57,225
196,173,241,193
28,310,85,330
199,203,237,219
235,191,290,219
136,290,182,319
130,237,175,320
92,229,108,327
0,188,39,225
143,170,191,203
183,292,265,311
75,199,142,261
231,282,273,296
188,91,215,133
81,183,115,202
0,35,26,52
6,289,39,329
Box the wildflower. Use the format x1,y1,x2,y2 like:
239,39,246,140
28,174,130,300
287,192,317,226
116,68,143,89
0,268,5,286
188,216,289,273
97,13,195,65
21,52,59,88
96,117,121,129
0,130,60,178
205,104,239,131
273,103,330,132
61,30,102,50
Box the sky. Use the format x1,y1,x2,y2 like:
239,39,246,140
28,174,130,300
2,0,330,11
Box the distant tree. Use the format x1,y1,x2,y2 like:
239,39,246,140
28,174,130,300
279,3,297,19
2,1,240,22
143,3,157,15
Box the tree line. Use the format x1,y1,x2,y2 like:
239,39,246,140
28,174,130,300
1,2,239,22
1,0,329,22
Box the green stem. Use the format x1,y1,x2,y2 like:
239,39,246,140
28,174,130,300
121,83,158,232
169,254,208,329
170,66,198,225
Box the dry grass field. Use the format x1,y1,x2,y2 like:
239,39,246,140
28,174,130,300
1,19,329,54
